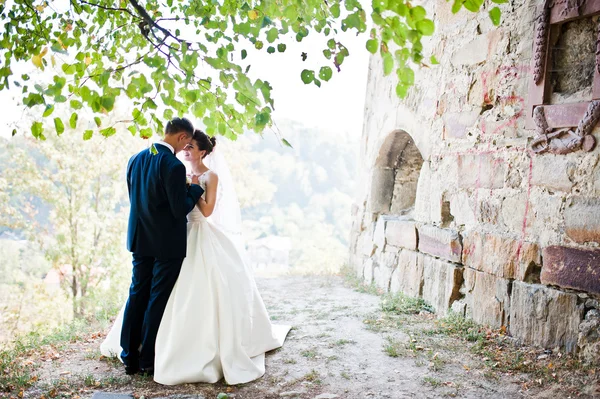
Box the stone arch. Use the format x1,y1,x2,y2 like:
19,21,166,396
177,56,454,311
368,130,424,216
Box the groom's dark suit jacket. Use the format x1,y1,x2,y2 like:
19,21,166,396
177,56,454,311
126,143,204,259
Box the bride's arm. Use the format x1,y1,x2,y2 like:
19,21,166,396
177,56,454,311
198,172,219,217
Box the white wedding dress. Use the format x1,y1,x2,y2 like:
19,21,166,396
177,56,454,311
100,173,290,385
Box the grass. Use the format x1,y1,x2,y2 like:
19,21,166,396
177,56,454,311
283,357,297,364
0,318,96,394
340,371,351,380
303,369,322,384
340,265,383,295
383,336,409,358
301,349,318,359
422,376,442,387
432,312,484,342
381,292,434,315
331,339,355,347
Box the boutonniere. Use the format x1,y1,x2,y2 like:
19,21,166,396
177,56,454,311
186,174,192,188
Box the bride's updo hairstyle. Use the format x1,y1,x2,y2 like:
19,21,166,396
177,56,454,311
192,129,217,158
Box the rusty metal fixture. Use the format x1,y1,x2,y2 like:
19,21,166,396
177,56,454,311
583,134,597,152
533,106,550,136
597,18,600,74
531,128,583,154
534,0,553,85
558,0,586,16
575,99,600,137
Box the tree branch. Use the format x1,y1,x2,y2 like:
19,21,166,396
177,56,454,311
79,0,140,20
128,0,182,42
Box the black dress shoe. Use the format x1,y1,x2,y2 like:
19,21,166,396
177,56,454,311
125,365,139,375
140,367,154,376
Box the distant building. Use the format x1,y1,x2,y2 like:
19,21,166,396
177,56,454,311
246,235,291,275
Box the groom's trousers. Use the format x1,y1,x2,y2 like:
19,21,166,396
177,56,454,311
120,254,183,370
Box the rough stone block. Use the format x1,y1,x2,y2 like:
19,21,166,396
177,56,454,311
417,225,462,263
373,217,386,249
501,193,527,233
457,153,505,189
373,252,398,292
368,168,395,214
531,155,573,192
443,110,480,139
92,394,133,399
451,35,488,66
422,255,463,316
541,246,600,295
390,250,424,298
449,192,476,227
463,268,511,328
385,220,418,250
579,310,600,366
462,231,541,281
363,258,374,285
358,230,376,257
564,197,600,244
510,281,583,353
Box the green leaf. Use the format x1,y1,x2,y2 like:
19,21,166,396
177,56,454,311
94,117,102,127
463,0,484,12
101,96,115,112
451,0,463,13
489,7,501,26
416,19,434,36
69,112,78,129
100,127,116,137
83,130,93,140
330,4,340,18
430,55,439,65
70,100,82,110
267,46,276,54
319,66,333,81
282,138,293,148
31,121,43,138
383,53,394,76
266,27,278,43
54,118,64,135
327,39,336,50
43,104,54,117
396,83,409,98
241,49,248,60
150,143,158,154
216,394,229,399
255,112,270,126
397,67,415,85
277,43,287,52
300,69,315,84
366,39,378,54
410,6,427,21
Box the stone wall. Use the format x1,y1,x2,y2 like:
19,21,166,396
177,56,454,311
349,0,600,363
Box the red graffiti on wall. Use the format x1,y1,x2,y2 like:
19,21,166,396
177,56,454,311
479,64,531,137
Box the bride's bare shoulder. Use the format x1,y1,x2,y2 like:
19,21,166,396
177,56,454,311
205,169,219,183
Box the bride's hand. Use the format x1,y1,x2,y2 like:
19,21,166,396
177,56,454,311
191,174,200,185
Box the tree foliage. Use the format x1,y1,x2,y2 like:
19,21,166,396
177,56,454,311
0,131,134,318
1,0,505,140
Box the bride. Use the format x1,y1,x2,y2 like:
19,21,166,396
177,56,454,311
101,130,290,385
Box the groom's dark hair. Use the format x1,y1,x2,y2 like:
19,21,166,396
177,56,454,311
165,117,194,137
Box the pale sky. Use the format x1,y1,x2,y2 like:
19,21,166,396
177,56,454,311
0,22,370,140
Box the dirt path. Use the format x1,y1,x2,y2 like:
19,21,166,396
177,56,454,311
24,275,599,399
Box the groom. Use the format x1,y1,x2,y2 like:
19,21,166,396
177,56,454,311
121,117,204,375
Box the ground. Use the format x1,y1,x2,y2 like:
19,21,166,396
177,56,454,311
8,275,600,399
